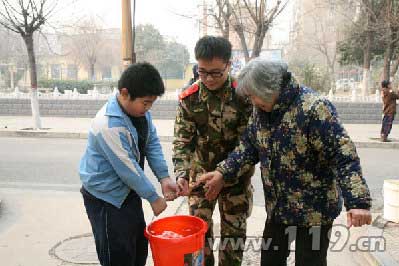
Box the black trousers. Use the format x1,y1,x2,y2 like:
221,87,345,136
81,187,148,266
261,221,332,266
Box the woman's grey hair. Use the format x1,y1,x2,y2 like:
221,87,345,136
237,58,289,102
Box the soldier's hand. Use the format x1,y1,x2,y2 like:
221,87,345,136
347,209,372,227
198,171,224,201
151,197,167,216
176,178,190,196
160,177,178,201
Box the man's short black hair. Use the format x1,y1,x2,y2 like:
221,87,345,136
381,80,391,89
195,36,232,62
118,62,165,100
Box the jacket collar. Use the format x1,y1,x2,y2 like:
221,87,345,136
257,84,300,126
105,94,149,159
198,76,235,102
105,94,124,117
271,84,300,114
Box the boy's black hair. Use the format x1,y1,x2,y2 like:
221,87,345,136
118,62,165,100
194,36,232,62
381,80,391,89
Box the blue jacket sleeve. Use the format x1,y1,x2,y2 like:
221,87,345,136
97,127,160,203
308,99,371,210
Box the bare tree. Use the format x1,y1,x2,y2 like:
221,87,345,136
0,28,27,88
0,0,60,129
65,17,105,81
338,0,399,93
336,0,383,95
209,0,232,39
380,0,399,80
208,0,288,62
354,0,396,94
307,15,338,90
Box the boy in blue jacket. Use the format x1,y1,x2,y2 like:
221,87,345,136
79,62,178,266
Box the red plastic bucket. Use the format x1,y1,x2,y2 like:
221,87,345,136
145,215,208,266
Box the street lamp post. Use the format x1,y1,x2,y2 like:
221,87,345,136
121,0,133,69
132,0,136,64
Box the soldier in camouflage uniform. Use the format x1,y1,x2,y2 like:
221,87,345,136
200,58,372,266
173,36,254,266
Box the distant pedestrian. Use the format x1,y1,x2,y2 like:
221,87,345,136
79,62,178,266
180,64,200,94
189,63,200,85
380,80,399,142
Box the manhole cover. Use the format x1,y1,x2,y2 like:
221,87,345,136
50,233,99,264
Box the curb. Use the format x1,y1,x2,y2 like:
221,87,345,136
0,130,88,139
355,141,399,149
0,130,174,142
361,243,399,266
1,130,398,149
357,215,399,266
362,251,399,266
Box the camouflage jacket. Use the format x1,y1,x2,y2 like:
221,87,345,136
216,85,372,226
173,77,254,190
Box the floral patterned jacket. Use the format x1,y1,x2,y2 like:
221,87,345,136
217,85,371,226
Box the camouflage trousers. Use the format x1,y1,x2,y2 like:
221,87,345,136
188,182,253,266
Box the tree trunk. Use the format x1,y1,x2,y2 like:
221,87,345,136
23,34,42,129
233,25,250,62
362,31,372,96
390,56,399,78
383,40,393,81
328,63,335,91
90,63,95,81
251,25,268,59
223,19,229,39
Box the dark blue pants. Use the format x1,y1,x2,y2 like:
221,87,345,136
381,114,395,137
81,187,148,266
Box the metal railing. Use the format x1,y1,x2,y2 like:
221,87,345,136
0,87,382,103
0,87,180,101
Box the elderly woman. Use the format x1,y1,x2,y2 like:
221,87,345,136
199,58,372,266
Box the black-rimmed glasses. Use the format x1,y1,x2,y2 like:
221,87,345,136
197,63,229,79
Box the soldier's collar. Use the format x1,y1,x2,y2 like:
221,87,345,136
199,77,234,102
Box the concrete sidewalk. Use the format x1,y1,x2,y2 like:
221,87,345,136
1,116,399,265
2,116,399,148
0,188,388,266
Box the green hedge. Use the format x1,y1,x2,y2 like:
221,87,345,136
38,80,117,94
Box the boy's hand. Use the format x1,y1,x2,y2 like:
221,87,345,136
160,177,178,201
151,197,167,216
177,177,190,196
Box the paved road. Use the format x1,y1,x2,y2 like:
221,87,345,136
0,137,397,210
0,137,386,266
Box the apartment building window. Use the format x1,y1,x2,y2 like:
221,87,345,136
51,64,61,79
67,64,78,80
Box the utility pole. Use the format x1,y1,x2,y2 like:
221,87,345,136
121,0,133,69
132,0,136,63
